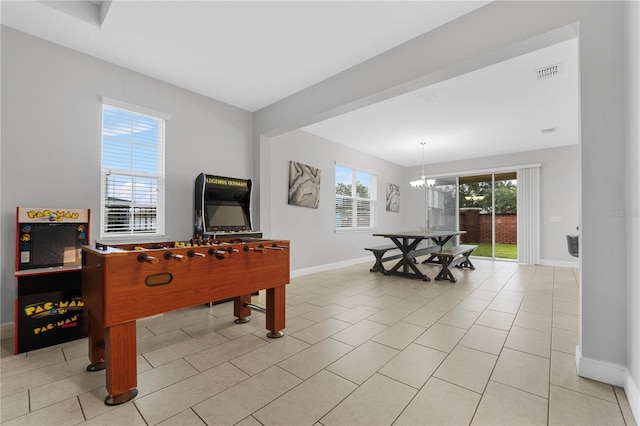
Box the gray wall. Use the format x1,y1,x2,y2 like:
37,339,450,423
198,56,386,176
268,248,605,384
268,133,579,272
254,0,638,414
403,145,580,265
624,0,640,413
268,129,407,272
0,27,254,323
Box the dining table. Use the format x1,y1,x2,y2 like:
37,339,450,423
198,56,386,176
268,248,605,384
371,230,466,281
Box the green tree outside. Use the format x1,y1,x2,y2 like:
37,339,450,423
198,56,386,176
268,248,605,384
336,181,370,198
459,180,517,214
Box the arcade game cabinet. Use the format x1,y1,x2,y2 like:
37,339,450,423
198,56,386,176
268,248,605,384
194,173,262,240
14,207,89,353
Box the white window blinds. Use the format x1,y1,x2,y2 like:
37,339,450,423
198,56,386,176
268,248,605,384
101,100,166,238
335,164,376,229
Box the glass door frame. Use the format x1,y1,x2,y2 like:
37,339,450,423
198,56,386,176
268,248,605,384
426,169,518,261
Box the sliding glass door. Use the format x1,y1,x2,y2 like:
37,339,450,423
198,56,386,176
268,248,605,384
458,172,517,260
427,177,458,248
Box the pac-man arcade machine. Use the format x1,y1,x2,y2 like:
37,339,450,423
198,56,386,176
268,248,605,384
14,207,89,353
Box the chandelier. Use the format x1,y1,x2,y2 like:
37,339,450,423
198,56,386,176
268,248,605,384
465,194,486,202
410,142,436,188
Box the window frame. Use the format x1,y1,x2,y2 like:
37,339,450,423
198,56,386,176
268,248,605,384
100,97,169,240
334,162,377,231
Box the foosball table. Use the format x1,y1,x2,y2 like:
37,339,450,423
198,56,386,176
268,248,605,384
81,237,290,405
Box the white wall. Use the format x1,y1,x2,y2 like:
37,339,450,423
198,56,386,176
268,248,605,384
403,145,580,266
268,129,408,271
0,27,254,323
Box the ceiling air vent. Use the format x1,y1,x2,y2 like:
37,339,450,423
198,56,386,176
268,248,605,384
535,64,562,80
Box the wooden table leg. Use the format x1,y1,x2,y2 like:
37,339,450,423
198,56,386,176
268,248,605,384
384,237,430,281
86,312,105,371
265,286,285,338
234,294,252,324
104,321,138,405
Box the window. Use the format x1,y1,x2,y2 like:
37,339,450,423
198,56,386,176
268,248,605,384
100,99,167,238
335,164,377,229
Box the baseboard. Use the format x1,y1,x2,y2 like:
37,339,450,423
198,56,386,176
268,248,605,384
0,321,15,338
291,256,371,278
540,258,579,268
625,371,640,424
575,345,626,387
575,344,640,424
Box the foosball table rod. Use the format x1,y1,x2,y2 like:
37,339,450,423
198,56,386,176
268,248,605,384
187,250,206,258
260,244,285,251
245,302,266,313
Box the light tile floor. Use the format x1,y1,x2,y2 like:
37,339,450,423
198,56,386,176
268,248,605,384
1,259,637,425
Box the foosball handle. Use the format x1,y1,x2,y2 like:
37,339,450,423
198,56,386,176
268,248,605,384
164,251,187,262
187,249,205,258
137,253,159,264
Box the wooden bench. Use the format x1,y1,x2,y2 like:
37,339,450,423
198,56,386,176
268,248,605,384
432,244,477,283
364,245,403,273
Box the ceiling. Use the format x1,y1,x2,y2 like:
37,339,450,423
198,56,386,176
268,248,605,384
303,37,579,167
1,1,579,168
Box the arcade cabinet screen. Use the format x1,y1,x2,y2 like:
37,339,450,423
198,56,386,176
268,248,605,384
31,223,80,268
206,203,249,228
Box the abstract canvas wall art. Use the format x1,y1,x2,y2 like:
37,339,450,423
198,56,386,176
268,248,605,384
386,183,400,212
288,161,321,208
